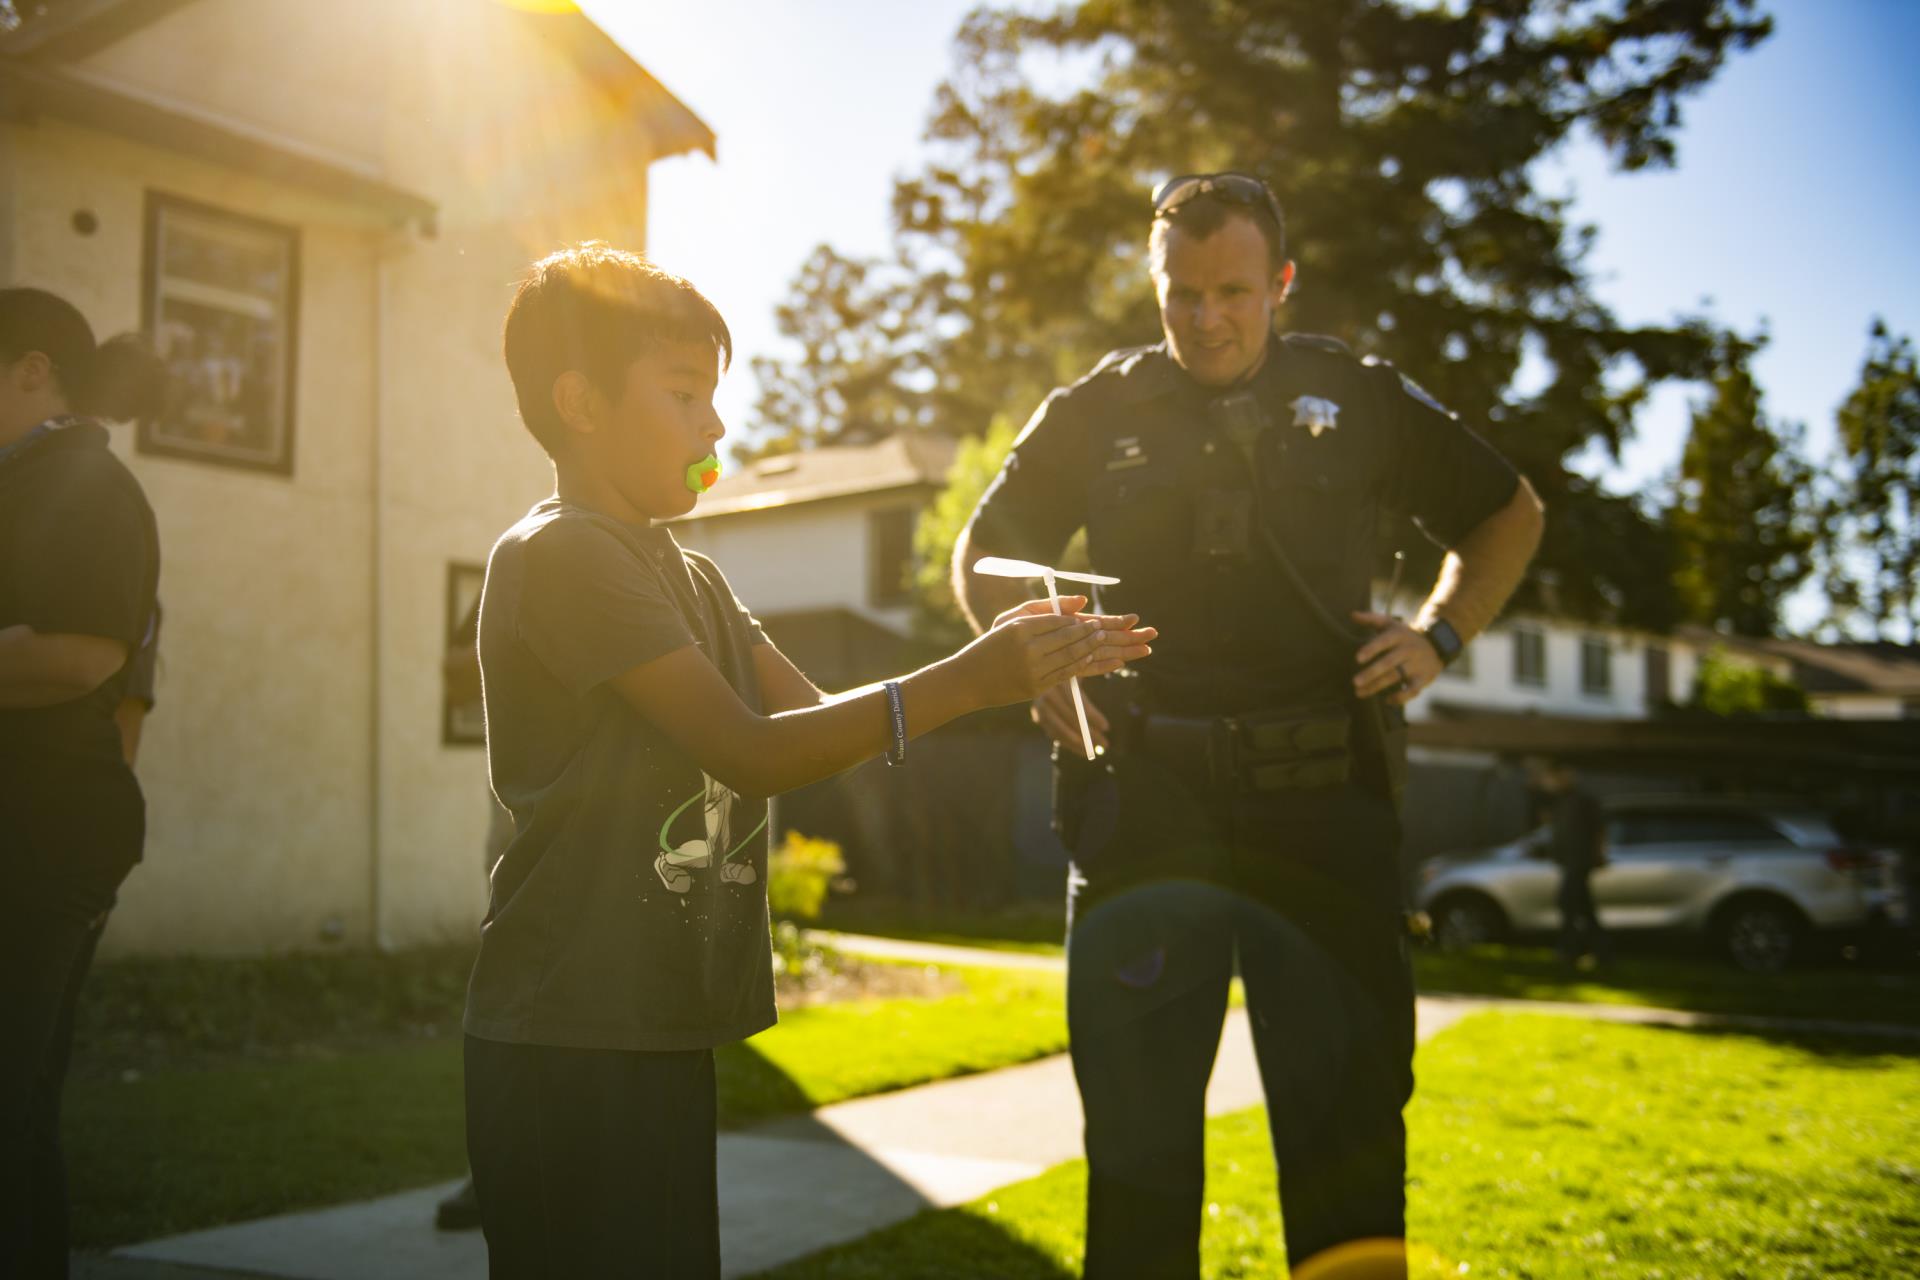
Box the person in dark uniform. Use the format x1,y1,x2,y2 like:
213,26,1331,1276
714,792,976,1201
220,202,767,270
1530,758,1612,973
0,287,164,1278
954,174,1545,1278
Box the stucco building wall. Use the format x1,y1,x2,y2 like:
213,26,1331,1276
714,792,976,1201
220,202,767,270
4,0,683,954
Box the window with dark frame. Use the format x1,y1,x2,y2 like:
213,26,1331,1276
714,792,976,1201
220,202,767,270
443,562,487,747
1580,635,1613,698
869,506,916,608
139,193,299,475
1511,625,1547,687
1645,644,1672,706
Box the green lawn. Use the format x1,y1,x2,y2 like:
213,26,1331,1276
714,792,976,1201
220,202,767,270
751,1012,1920,1279
813,899,1920,1030
67,963,1066,1247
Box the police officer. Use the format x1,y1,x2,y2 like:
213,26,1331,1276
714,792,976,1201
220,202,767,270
954,174,1544,1278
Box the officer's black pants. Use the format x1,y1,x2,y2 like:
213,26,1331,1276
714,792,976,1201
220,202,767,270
1066,783,1415,1279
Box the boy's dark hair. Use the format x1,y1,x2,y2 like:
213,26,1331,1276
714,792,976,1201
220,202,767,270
502,242,732,454
0,286,166,421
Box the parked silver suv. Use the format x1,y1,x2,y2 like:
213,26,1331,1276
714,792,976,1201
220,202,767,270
1418,797,1909,972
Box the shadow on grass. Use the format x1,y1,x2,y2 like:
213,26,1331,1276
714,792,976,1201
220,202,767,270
716,1038,817,1128
1413,938,1920,1028
1648,1019,1920,1064
743,1194,1077,1280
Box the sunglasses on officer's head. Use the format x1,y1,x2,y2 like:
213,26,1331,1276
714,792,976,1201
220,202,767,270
1150,172,1286,230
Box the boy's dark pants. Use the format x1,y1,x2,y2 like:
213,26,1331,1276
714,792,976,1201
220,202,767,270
465,1036,721,1279
1066,780,1415,1279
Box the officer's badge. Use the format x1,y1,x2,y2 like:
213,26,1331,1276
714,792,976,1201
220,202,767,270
1290,395,1340,439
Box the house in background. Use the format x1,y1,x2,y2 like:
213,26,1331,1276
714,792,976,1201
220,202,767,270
1410,616,1714,723
671,433,959,689
2,0,713,954
671,433,1061,906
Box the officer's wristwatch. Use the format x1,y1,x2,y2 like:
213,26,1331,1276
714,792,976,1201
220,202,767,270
1419,618,1465,667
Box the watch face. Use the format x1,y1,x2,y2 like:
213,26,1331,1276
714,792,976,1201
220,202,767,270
1427,620,1463,663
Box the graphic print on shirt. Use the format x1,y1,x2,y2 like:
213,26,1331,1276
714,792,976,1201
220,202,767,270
655,773,767,893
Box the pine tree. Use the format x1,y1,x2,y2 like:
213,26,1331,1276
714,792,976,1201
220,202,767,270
751,0,1771,627
1820,320,1920,642
1669,335,1813,637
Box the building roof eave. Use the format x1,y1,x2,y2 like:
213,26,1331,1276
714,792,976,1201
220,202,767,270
517,10,716,162
0,0,199,62
0,58,440,232
670,472,938,522
1410,711,1920,778
4,1,716,167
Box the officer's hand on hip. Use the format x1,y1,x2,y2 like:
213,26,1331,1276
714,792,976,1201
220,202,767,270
1351,611,1443,706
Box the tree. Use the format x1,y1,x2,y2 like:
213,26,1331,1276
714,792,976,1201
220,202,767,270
1820,320,1920,643
744,246,940,459
1668,333,1814,637
1688,649,1808,717
752,0,1772,628
911,413,1019,639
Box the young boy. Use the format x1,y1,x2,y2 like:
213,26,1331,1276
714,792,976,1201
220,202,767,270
465,243,1156,1277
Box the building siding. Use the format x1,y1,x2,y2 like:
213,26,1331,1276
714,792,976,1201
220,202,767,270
6,1,681,954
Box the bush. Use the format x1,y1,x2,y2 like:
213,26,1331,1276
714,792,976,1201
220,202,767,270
768,830,847,922
1689,647,1811,716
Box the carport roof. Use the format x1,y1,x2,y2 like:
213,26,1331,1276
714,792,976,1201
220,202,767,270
1411,710,1920,779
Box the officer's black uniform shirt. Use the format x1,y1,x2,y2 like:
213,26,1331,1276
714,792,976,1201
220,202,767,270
968,335,1519,717
0,419,159,865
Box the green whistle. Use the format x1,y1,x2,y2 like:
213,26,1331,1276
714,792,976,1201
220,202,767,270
685,454,721,493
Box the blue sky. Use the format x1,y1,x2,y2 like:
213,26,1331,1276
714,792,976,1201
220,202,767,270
597,0,1920,577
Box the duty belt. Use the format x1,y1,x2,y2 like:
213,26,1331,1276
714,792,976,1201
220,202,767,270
1137,704,1353,794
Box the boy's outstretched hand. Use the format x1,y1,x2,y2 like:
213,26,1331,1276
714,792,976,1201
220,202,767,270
960,595,1156,708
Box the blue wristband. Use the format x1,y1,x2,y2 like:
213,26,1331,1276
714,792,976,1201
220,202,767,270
883,681,907,767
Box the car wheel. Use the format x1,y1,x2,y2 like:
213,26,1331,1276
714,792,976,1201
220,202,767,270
1721,899,1802,974
1433,896,1505,950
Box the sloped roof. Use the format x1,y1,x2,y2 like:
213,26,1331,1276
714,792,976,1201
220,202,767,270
1763,637,1920,698
0,0,713,227
0,1,199,59
1676,625,1920,698
676,434,960,521
1411,711,1920,778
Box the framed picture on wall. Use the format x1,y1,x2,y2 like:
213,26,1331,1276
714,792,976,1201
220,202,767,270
443,562,487,747
139,193,299,474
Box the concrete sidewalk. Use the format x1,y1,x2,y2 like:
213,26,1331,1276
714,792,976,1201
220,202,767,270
102,1006,1295,1280
81,934,1911,1279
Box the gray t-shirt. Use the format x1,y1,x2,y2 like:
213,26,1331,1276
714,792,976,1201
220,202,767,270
464,498,776,1052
